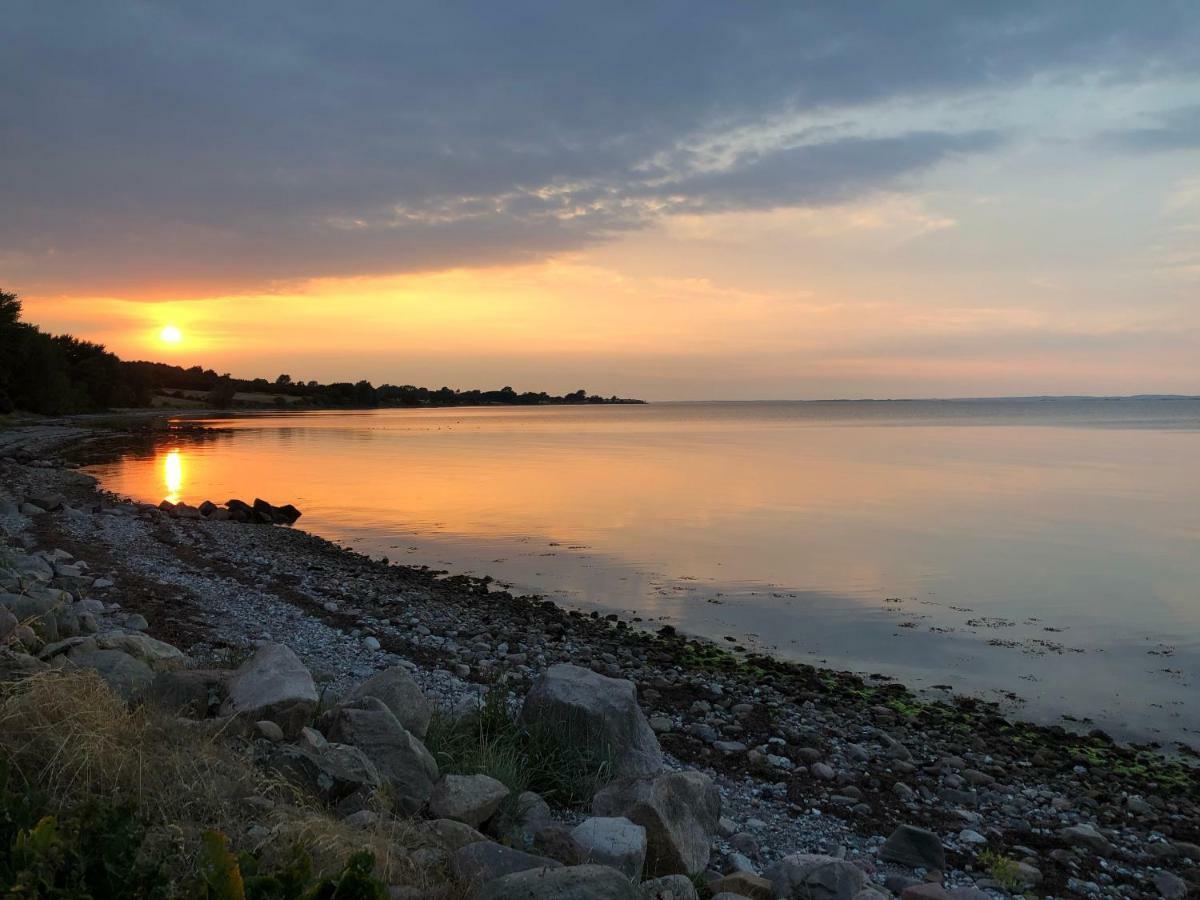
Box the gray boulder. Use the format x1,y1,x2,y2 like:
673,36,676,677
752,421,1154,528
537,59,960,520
0,607,16,642
325,697,438,814
346,666,431,738
520,664,662,779
450,841,562,886
1057,823,1113,856
571,816,647,880
92,632,186,672
142,668,227,717
764,853,866,900
0,592,59,641
266,728,383,803
880,825,945,871
423,818,494,853
220,643,318,737
593,770,720,876
430,773,511,828
67,649,154,701
640,874,700,900
0,649,49,682
476,864,640,900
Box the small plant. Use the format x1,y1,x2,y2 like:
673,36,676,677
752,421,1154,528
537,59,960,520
978,848,1023,893
424,687,615,807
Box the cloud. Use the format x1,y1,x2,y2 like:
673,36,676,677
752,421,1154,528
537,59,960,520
2,2,1198,294
1102,104,1200,151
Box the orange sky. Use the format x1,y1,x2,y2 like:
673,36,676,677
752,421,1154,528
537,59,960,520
7,6,1200,400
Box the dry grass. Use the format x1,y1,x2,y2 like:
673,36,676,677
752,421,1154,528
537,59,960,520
0,669,452,889
0,669,275,836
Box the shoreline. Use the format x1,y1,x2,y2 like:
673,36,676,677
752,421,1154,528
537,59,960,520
2,419,1199,897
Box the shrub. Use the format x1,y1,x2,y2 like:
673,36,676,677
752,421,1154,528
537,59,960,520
424,687,614,807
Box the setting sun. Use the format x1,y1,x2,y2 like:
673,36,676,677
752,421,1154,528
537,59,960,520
159,324,183,344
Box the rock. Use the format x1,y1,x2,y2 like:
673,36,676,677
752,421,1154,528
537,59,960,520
489,790,553,845
423,819,493,853
592,771,721,876
1154,871,1188,900
520,664,662,779
532,824,585,866
640,874,700,900
67,649,154,701
764,853,866,900
0,592,59,641
450,841,562,886
0,649,48,682
429,774,511,828
255,720,285,741
325,697,438,815
347,666,432,738
880,825,946,871
142,668,227,717
265,734,383,803
1012,862,1041,888
220,643,318,737
709,872,774,900
0,607,16,642
475,864,640,900
89,632,186,671
900,886,948,900
571,816,647,880
710,894,752,900
811,763,835,781
1058,823,1113,856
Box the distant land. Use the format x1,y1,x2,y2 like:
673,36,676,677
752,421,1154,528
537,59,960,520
0,289,643,416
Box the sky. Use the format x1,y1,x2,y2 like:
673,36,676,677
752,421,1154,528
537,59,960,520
3,2,1199,400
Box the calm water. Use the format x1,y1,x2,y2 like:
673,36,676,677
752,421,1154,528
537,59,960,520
87,399,1200,746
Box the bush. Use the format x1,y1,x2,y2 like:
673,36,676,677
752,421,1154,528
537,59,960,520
424,687,614,807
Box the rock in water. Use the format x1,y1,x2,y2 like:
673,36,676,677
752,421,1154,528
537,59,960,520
429,773,511,828
325,697,439,815
764,853,866,900
570,816,647,879
880,824,946,871
474,864,640,900
220,642,318,737
592,770,720,876
346,666,432,738
520,663,662,779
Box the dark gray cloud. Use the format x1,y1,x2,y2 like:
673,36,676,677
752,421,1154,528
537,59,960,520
1101,104,1200,151
2,1,1197,293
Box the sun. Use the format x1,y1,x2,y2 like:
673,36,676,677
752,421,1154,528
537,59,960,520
159,325,183,345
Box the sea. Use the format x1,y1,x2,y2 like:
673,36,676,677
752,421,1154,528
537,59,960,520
85,398,1200,746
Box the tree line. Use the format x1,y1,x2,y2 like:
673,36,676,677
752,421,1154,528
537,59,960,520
0,289,642,415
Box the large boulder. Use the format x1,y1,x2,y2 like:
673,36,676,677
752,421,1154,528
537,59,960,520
0,649,48,682
422,819,494,853
450,841,562,886
709,872,774,900
592,771,720,877
325,697,438,814
640,874,700,900
67,649,154,701
347,666,432,738
429,773,511,828
0,607,16,642
266,728,383,803
570,817,647,880
520,664,662,779
475,864,639,900
92,632,187,672
764,854,866,900
142,669,227,717
220,643,318,737
880,825,945,871
0,593,59,642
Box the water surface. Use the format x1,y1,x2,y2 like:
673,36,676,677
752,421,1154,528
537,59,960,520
86,399,1200,745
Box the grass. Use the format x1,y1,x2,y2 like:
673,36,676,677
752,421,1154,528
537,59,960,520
424,687,615,809
977,848,1024,893
0,669,452,896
